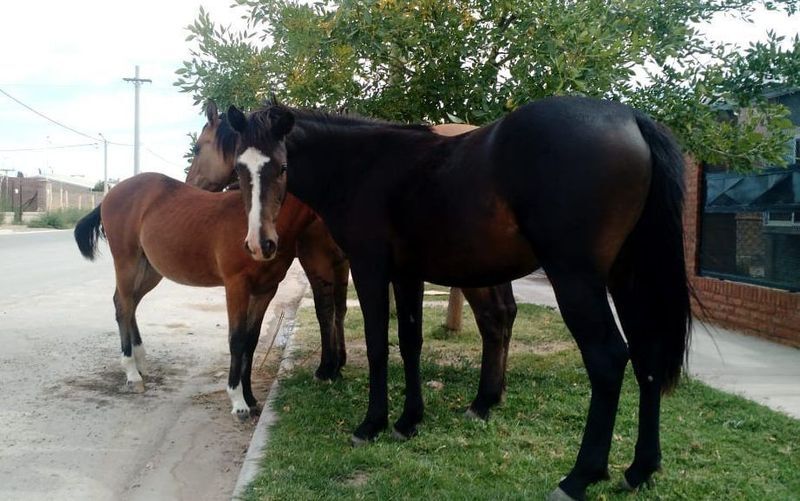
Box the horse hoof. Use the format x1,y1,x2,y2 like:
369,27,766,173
127,380,145,393
464,408,487,421
391,426,417,441
350,434,369,448
617,477,635,492
233,407,250,422
547,487,578,501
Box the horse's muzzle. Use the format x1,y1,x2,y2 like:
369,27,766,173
244,237,278,261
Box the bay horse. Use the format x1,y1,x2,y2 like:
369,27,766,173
225,96,691,500
189,102,519,420
73,136,347,420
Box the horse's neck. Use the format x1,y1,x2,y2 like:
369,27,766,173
286,124,445,215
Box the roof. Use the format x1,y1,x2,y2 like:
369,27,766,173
705,166,800,212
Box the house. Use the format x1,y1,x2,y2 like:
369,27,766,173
684,88,800,346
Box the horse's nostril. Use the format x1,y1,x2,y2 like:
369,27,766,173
261,238,277,256
244,241,252,253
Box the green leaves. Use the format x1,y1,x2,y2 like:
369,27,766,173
175,0,800,172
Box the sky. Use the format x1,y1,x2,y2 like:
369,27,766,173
0,1,798,187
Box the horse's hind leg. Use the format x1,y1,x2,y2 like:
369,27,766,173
297,226,347,381
610,282,664,490
461,284,517,420
240,287,278,413
545,265,628,501
129,260,163,376
333,257,349,370
112,256,162,392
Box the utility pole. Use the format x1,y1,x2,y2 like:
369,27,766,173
98,133,109,194
123,65,151,176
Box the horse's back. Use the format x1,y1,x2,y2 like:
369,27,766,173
101,173,242,285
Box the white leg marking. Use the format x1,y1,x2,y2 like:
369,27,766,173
227,384,250,420
238,147,271,260
133,344,147,375
121,354,144,392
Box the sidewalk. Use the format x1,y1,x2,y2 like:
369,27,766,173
512,272,800,420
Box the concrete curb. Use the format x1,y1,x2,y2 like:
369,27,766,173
231,296,304,500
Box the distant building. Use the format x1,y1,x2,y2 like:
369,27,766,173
0,174,102,213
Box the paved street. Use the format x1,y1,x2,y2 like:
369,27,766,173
0,229,307,500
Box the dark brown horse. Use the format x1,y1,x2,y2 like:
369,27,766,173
225,96,691,500
189,102,519,420
73,165,348,420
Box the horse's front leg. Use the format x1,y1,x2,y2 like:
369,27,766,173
224,279,252,421
240,287,278,414
391,277,424,440
349,261,390,445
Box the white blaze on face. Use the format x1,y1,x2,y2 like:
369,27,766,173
237,147,271,259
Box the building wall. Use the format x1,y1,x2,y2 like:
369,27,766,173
0,176,101,213
684,161,800,347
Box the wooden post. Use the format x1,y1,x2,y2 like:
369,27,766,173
388,284,396,317
445,287,464,332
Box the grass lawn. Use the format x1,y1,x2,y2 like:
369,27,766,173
244,295,800,500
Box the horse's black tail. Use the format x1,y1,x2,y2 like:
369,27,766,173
74,204,105,261
622,112,692,394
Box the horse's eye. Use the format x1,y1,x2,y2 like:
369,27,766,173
280,163,288,175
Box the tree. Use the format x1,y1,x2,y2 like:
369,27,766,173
175,0,800,171
184,131,199,174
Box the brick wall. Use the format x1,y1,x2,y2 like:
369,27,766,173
684,161,800,347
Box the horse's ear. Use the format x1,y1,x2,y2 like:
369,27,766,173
228,105,247,133
271,110,294,140
205,100,218,124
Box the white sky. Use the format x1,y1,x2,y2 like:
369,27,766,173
0,2,798,186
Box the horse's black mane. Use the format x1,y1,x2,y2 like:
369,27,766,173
213,101,434,161
214,112,239,162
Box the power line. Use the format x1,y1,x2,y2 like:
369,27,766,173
0,142,98,152
144,147,184,169
0,87,101,142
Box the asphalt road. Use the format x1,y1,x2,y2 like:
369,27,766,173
0,229,307,500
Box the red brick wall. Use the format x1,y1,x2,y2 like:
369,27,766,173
683,161,800,347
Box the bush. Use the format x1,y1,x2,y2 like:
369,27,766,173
27,208,91,229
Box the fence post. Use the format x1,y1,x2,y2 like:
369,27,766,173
445,288,464,332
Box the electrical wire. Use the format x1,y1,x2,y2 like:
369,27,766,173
0,87,101,142
0,142,98,152
1,86,184,169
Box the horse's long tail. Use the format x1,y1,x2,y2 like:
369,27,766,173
74,204,105,261
623,112,692,393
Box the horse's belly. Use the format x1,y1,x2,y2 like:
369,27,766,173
414,235,538,287
141,237,222,287
396,198,539,287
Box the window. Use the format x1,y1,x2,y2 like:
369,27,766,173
764,211,800,226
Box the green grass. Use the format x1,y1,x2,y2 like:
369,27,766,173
27,207,92,229
245,300,800,500
347,283,454,301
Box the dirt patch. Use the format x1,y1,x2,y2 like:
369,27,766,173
342,471,370,488
510,339,573,356
186,302,227,313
